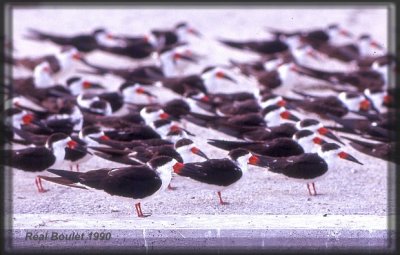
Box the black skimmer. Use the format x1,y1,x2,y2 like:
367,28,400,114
25,27,114,53
42,156,181,217
66,76,105,96
173,148,252,204
215,98,262,116
174,138,209,163
90,137,207,167
11,62,55,90
157,75,208,95
248,142,363,196
285,90,371,118
76,83,157,116
186,90,256,108
7,46,82,75
64,126,111,171
185,90,263,115
207,137,304,157
10,76,102,110
363,88,394,111
294,64,385,92
111,31,158,48
151,21,201,48
157,46,200,76
198,67,238,93
80,47,197,81
292,129,327,153
340,136,397,164
7,104,77,137
184,111,264,132
95,34,157,60
349,109,394,131
218,37,290,56
81,105,169,130
356,53,396,74
84,126,173,150
1,133,78,192
315,34,385,63
242,123,299,141
324,113,394,142
231,61,291,89
266,24,353,49
295,118,344,145
261,105,301,127
185,105,300,132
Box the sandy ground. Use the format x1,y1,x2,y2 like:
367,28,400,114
5,5,394,249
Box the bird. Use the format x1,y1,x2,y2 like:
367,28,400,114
284,90,371,118
1,133,78,192
63,126,111,171
95,34,157,60
218,37,290,56
6,46,82,76
248,142,363,196
266,23,353,49
207,137,304,157
324,113,394,142
315,34,386,63
173,148,253,205
41,156,182,217
79,47,198,81
10,62,55,91
197,66,238,93
292,129,327,153
340,136,397,164
25,27,114,53
90,137,208,166
90,137,208,191
151,21,202,48
294,63,385,91
294,118,344,145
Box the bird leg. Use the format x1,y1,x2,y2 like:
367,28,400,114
76,164,80,172
217,191,229,205
307,183,317,196
35,176,48,193
135,203,143,217
69,165,73,171
167,184,177,190
137,203,151,217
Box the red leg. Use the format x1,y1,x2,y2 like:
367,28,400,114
38,176,48,193
312,183,317,196
138,203,151,217
135,203,142,217
307,183,317,196
217,191,229,205
35,176,48,193
168,184,177,190
35,177,41,193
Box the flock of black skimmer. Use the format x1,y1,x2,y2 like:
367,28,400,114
3,22,396,217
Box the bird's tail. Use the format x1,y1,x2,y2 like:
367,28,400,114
77,59,109,76
24,28,52,41
291,90,322,99
264,27,300,38
183,112,219,128
218,39,246,50
46,169,82,183
207,139,261,151
340,136,376,149
38,175,88,190
325,113,359,131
